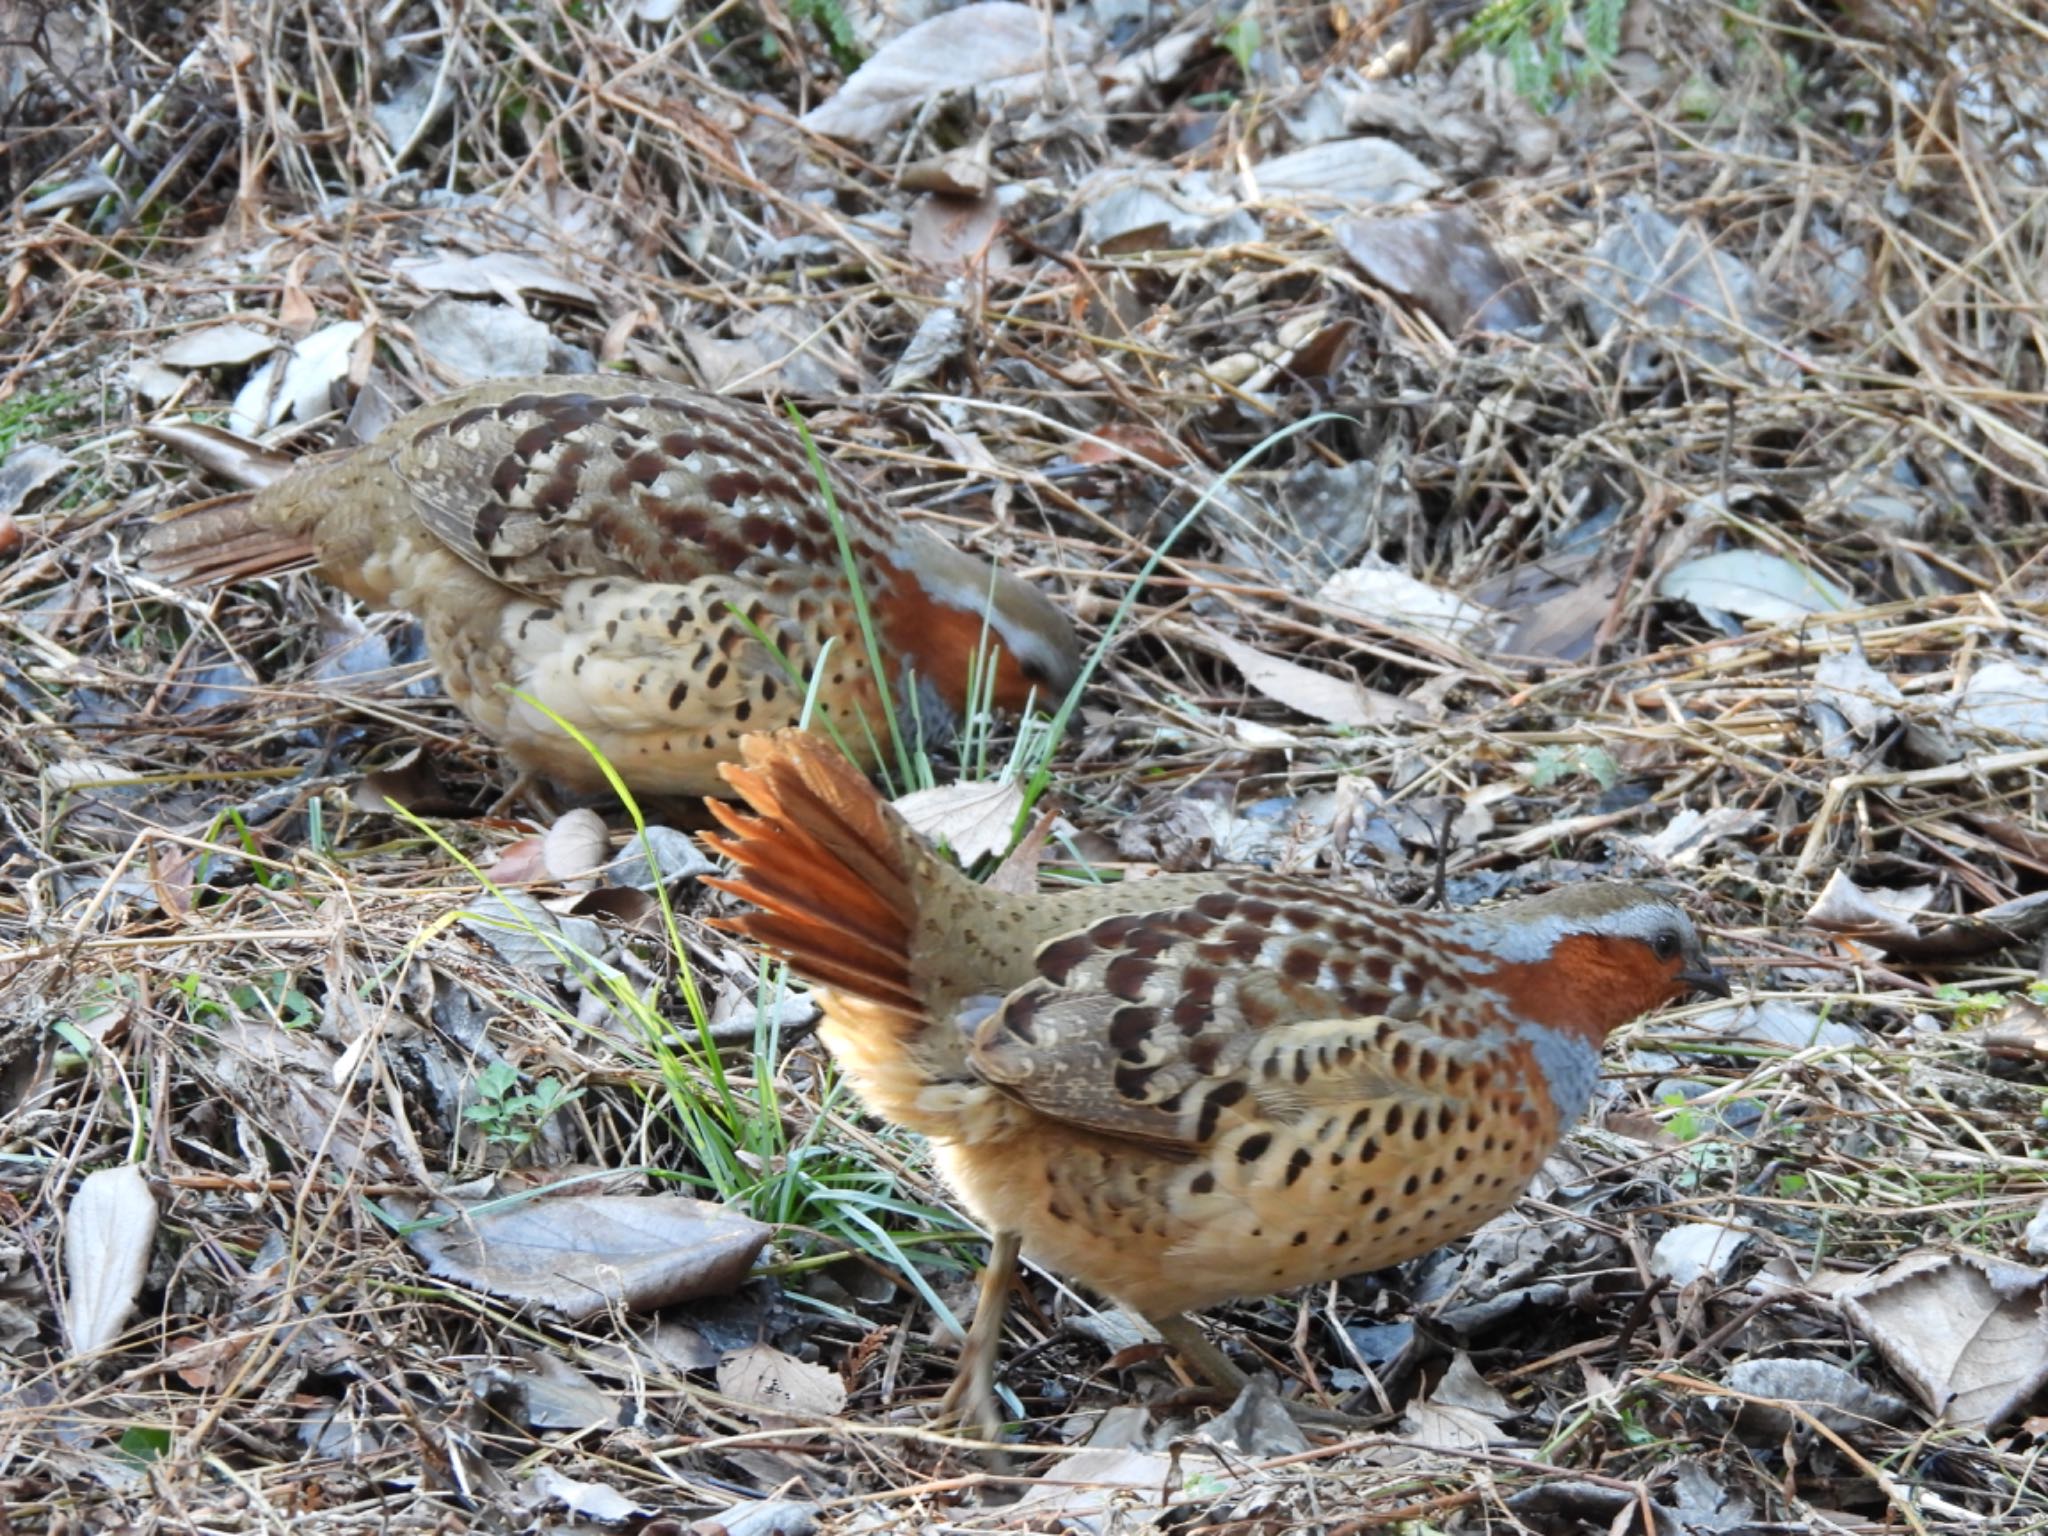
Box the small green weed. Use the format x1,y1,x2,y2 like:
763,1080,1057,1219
204,809,297,892
115,1425,172,1467
169,972,229,1029
1219,10,1261,79
784,0,864,72
51,975,136,1060
464,1059,582,1153
1614,1400,1658,1447
1932,984,2037,1027
1660,1089,1703,1144
1654,1091,1747,1193
1524,743,1621,791
229,970,318,1030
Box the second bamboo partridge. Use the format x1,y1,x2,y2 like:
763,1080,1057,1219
703,731,1727,1431
140,376,1080,796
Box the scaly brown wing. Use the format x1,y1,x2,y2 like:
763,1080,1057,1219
384,377,898,594
968,876,1524,1151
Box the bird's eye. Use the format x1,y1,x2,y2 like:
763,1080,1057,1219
1652,931,1681,961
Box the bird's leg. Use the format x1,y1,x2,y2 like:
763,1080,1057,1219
485,770,557,821
1150,1312,1250,1395
932,1228,1021,1439
1148,1312,1369,1429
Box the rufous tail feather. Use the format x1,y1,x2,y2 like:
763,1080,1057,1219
139,492,317,585
702,731,951,1012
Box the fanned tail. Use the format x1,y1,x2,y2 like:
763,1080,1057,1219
139,491,316,585
702,730,952,1012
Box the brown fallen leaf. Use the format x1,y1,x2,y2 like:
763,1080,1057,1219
400,1192,769,1321
1838,1250,2048,1429
1198,625,1421,728
138,421,294,491
907,191,1009,271
1334,208,1536,335
985,803,1060,896
1072,421,1191,469
1807,877,2048,962
893,778,1026,865
716,1343,847,1426
1978,998,2048,1062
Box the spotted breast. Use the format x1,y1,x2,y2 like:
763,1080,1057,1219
141,376,1079,795
702,730,1727,1431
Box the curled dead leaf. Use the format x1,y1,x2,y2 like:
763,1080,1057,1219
63,1165,158,1358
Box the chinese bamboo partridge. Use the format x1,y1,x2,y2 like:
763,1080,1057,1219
703,731,1727,1431
140,376,1079,796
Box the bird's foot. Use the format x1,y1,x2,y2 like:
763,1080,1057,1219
926,1230,1021,1444
1148,1313,1373,1431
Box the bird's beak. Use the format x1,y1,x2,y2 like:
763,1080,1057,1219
1679,964,1731,998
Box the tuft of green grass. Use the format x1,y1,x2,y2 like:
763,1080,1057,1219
773,406,1064,813
0,385,83,461
785,406,916,792
766,404,1359,874
1459,0,1624,111
384,705,977,1323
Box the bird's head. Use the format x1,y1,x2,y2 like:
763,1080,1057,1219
881,532,1081,719
1473,883,1727,1042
